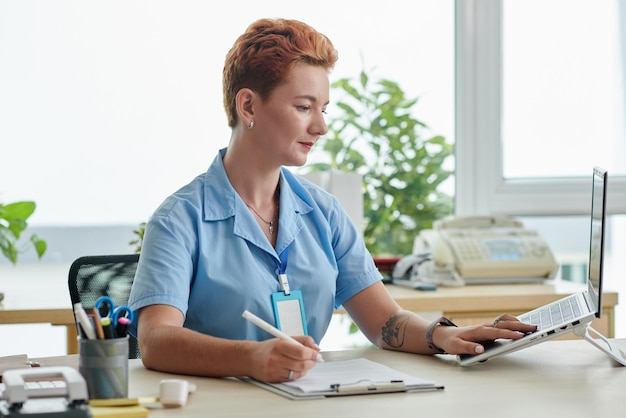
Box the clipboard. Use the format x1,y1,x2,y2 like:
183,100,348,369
239,358,444,400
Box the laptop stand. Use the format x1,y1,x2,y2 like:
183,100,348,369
573,325,626,366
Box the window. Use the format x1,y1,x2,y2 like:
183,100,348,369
503,0,626,180
455,0,626,217
455,1,626,337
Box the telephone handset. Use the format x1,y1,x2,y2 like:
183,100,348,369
393,216,559,286
391,251,464,288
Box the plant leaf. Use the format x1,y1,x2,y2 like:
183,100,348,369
0,200,47,264
304,67,454,255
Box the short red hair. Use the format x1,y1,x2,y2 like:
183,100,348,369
222,18,338,127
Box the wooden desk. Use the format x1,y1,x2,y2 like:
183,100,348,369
0,264,78,354
0,307,77,353
0,269,619,356
33,338,626,417
384,281,618,338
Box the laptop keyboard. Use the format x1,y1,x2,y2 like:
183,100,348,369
518,297,582,331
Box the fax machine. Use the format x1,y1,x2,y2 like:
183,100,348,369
393,216,559,286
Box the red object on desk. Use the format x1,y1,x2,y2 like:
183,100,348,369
373,257,401,272
373,257,401,283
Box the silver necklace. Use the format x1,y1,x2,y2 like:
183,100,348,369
245,185,280,235
246,203,277,235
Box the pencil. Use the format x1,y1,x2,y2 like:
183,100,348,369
91,307,105,340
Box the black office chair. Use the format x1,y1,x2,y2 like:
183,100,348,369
68,253,141,359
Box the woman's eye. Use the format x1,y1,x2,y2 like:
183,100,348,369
297,105,311,112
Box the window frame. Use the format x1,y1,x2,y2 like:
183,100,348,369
454,0,626,217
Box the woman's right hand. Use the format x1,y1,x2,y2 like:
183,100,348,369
248,336,321,383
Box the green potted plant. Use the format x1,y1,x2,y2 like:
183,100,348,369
129,222,146,253
0,200,47,301
305,69,454,257
0,200,46,265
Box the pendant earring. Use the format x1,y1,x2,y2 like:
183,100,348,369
248,120,254,129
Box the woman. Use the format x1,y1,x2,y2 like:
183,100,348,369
128,17,536,383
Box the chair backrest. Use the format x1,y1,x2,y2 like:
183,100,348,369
68,254,141,359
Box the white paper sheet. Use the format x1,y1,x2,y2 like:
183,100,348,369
281,358,435,393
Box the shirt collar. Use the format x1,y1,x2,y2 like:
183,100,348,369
202,148,314,253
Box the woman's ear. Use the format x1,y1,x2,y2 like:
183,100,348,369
235,88,256,127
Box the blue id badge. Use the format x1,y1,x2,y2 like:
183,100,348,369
271,289,308,336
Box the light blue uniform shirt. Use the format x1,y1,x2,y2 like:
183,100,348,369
128,148,382,343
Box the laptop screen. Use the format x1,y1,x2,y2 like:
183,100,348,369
587,166,607,318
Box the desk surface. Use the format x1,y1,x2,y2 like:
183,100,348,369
36,338,626,418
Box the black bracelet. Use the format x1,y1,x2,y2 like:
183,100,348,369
426,316,457,354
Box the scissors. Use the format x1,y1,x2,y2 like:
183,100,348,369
94,296,135,326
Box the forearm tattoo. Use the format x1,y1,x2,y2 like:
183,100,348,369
381,314,409,348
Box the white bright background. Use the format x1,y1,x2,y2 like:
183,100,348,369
503,0,626,178
0,0,453,227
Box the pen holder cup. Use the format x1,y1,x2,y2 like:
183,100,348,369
78,336,129,399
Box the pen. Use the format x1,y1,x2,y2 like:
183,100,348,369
115,316,131,338
101,316,117,339
242,310,324,362
74,303,96,340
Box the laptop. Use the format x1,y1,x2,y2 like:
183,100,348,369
459,166,609,366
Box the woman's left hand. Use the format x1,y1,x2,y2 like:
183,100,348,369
433,314,537,355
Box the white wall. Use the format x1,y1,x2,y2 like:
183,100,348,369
0,1,453,227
